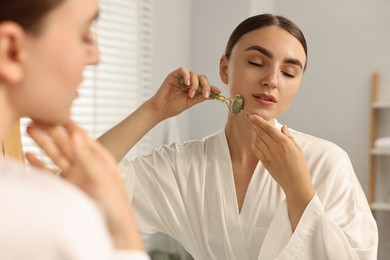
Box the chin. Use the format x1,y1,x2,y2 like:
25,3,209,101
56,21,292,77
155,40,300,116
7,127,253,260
247,109,276,121
31,112,71,126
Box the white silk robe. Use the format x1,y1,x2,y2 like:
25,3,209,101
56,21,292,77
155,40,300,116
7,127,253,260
0,159,149,260
121,122,378,260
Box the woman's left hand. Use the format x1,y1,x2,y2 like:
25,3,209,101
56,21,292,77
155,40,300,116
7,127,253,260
248,114,312,190
248,114,315,230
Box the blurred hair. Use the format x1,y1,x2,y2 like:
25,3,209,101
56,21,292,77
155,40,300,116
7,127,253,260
0,0,65,33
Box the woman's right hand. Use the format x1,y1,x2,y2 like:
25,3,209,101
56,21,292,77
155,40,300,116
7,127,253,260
146,67,221,120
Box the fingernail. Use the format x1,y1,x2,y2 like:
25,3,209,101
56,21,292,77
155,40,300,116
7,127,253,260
204,90,210,98
248,114,255,121
189,89,196,98
186,79,190,86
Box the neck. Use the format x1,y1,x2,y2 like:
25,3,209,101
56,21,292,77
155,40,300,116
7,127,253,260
225,113,276,164
225,113,255,165
0,86,19,142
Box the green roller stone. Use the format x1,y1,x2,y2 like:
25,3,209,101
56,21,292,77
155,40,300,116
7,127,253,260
230,96,244,115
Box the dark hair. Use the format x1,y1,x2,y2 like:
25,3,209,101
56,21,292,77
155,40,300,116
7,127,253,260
0,0,65,33
225,14,308,70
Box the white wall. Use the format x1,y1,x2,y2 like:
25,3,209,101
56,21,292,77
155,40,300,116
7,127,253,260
250,0,275,16
150,0,192,147
274,0,390,195
187,0,250,139
272,2,390,258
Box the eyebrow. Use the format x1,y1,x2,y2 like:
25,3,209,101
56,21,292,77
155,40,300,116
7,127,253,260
244,45,304,70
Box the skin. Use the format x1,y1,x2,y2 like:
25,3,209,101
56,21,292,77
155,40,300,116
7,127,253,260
97,25,314,231
0,0,144,251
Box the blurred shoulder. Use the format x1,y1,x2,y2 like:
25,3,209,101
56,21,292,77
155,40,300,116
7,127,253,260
0,158,113,259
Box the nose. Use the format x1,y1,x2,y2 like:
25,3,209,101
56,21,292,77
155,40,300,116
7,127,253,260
260,68,277,89
86,38,100,65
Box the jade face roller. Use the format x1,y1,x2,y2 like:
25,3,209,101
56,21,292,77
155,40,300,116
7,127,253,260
179,78,244,115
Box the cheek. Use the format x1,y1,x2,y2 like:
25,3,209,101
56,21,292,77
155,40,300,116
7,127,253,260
228,66,252,92
280,82,300,105
24,64,77,122
19,39,83,122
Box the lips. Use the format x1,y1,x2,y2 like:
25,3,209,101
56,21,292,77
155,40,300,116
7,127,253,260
253,93,277,103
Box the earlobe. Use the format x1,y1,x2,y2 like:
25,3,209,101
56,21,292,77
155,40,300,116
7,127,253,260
0,22,25,84
219,55,229,84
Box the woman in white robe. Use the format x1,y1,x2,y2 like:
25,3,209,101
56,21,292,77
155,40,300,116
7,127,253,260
0,0,149,258
98,14,378,259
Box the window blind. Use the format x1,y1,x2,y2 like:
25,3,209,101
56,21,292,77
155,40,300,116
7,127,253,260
21,0,153,165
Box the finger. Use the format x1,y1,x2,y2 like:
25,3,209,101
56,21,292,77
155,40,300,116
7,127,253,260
281,125,302,151
251,127,270,161
72,129,117,176
248,114,282,143
41,125,73,159
188,71,200,98
252,124,273,149
64,120,90,140
198,74,211,98
27,125,70,171
252,135,265,161
25,152,62,175
64,121,99,151
58,167,84,188
249,115,277,150
174,67,191,87
211,85,221,95
25,152,52,172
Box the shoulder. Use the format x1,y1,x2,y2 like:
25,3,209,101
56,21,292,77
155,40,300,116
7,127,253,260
0,159,112,258
0,159,100,211
137,128,224,162
288,127,348,159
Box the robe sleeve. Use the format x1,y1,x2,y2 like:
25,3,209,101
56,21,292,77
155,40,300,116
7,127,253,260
118,144,197,239
258,152,378,260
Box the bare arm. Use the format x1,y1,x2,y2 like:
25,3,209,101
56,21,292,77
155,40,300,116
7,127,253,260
98,67,220,162
98,102,163,162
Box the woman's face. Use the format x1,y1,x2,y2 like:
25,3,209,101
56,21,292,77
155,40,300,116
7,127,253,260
220,26,306,121
12,0,99,124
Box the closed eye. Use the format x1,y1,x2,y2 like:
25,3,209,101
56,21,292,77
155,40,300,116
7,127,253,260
248,61,264,67
282,72,295,78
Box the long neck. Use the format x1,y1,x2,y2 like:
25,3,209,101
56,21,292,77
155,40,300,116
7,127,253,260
225,113,257,164
225,112,276,164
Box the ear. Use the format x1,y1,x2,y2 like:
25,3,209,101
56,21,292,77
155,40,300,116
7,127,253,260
0,22,26,84
219,55,230,85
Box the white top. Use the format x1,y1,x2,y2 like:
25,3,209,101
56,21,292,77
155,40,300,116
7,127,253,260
0,158,149,260
120,122,378,260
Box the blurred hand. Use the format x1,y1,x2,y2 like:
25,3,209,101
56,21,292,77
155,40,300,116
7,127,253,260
27,120,143,250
